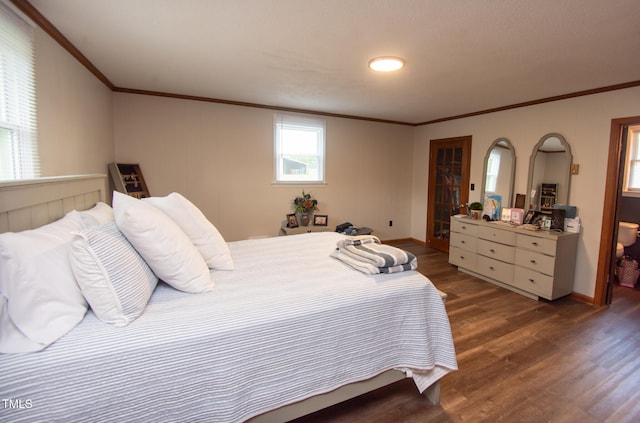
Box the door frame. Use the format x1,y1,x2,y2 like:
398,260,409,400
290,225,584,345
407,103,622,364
426,136,472,253
594,116,640,306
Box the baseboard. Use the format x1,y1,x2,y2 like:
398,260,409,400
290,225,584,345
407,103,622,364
383,237,426,246
384,237,596,305
570,291,595,304
410,238,427,246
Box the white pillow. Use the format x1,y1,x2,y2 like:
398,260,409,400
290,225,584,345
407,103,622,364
0,211,88,353
112,191,213,293
143,192,234,270
78,202,114,228
71,221,158,326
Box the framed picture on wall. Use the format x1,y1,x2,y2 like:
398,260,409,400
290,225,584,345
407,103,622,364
286,213,298,228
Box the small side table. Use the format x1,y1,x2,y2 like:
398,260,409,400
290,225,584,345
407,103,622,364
279,225,331,236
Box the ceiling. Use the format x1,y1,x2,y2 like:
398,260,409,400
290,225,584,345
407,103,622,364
25,0,640,125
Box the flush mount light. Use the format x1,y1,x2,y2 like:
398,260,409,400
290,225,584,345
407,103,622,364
368,56,405,72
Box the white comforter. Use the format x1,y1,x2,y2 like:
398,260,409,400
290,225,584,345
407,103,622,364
0,232,457,423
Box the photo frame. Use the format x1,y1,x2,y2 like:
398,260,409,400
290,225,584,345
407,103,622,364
286,213,298,228
523,210,537,225
313,214,328,226
551,208,566,231
532,213,546,227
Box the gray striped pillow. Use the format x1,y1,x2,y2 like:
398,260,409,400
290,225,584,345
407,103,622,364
70,221,158,326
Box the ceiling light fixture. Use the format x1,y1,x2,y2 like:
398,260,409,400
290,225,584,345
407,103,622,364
368,56,405,72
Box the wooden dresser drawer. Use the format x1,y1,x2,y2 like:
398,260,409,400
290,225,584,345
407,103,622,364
476,255,514,285
449,246,477,271
449,216,578,301
450,233,477,251
450,218,478,236
478,225,516,245
514,266,554,298
516,234,557,256
478,239,515,263
515,249,555,276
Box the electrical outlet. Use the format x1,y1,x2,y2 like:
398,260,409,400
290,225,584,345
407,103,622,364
389,220,393,227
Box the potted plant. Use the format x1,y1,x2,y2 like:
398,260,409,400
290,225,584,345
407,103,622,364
292,191,318,226
469,202,483,219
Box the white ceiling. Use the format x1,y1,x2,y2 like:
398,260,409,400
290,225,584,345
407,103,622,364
28,0,640,124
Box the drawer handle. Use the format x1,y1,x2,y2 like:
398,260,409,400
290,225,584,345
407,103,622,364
460,255,465,259
461,226,466,230
528,278,535,283
530,260,537,264
490,249,495,253
531,242,538,246
461,240,466,244
489,266,495,270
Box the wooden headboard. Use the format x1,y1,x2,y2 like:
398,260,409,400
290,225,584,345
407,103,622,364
0,174,108,233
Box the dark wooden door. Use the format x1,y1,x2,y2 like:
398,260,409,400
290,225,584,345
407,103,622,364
427,136,472,253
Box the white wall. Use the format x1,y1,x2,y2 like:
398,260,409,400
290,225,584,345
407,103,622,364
411,86,640,299
31,19,640,300
113,93,415,241
34,28,114,176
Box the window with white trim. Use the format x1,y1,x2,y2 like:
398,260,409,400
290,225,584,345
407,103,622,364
484,149,501,193
623,125,640,197
274,113,325,183
0,1,38,181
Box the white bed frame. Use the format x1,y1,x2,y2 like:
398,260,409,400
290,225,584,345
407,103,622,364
0,174,441,422
0,174,108,233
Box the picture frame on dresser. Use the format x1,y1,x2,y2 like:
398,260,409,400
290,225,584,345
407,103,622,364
531,212,546,226
523,210,536,224
286,213,299,228
313,215,328,226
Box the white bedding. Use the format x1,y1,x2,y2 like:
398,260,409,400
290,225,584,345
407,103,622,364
0,232,457,423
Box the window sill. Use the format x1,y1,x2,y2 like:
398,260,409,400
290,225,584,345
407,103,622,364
272,181,327,187
622,190,640,198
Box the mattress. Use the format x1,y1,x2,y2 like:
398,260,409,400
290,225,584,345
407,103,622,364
0,232,457,422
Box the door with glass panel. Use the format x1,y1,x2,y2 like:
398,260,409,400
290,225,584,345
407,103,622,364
427,136,471,253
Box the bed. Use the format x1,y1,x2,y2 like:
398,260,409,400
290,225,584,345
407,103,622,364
0,174,457,423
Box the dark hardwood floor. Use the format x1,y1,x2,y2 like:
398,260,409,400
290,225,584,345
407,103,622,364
292,243,640,423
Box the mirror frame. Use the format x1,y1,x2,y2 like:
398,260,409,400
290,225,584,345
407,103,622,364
525,133,572,211
481,137,516,209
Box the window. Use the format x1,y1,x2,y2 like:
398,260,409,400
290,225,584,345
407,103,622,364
484,149,501,193
623,125,640,197
0,2,38,181
274,113,325,183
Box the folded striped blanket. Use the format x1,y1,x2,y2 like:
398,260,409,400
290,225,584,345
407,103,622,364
331,235,418,274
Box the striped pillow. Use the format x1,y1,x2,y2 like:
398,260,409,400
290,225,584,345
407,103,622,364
70,221,158,326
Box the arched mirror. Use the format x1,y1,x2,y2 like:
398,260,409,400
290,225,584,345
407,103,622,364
481,138,516,215
526,133,572,212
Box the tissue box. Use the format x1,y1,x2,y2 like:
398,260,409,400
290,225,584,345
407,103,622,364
501,208,512,222
565,217,581,233
510,208,525,225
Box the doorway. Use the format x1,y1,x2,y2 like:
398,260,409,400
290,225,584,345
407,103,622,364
595,116,640,306
426,136,472,253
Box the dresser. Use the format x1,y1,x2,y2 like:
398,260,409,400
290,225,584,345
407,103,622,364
449,217,579,300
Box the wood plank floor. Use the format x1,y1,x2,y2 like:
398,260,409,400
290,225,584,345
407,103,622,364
292,242,640,423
